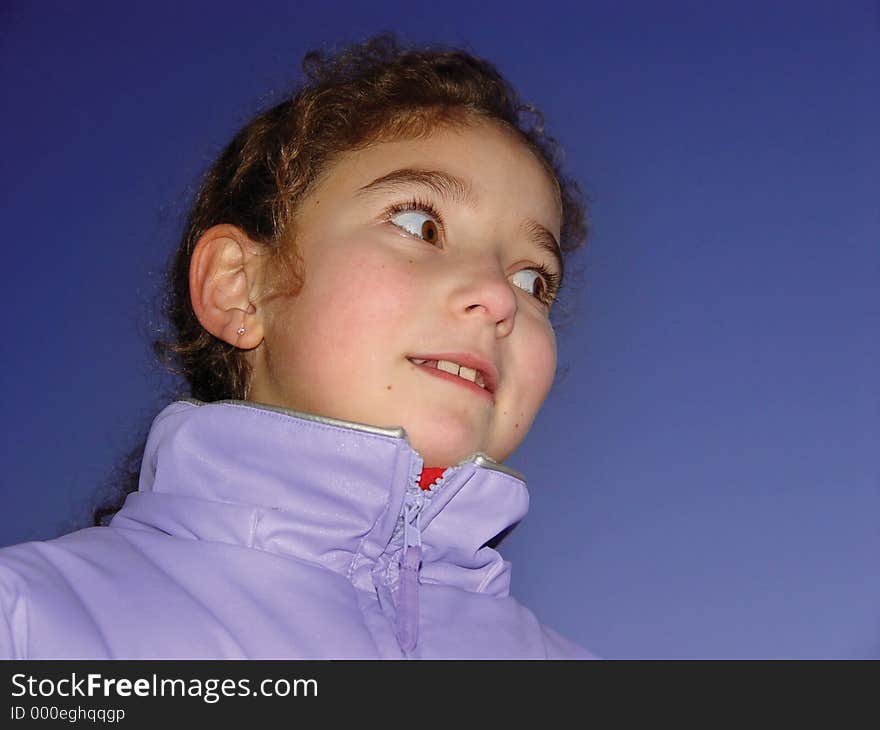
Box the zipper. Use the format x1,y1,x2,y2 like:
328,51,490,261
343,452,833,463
391,453,521,652
395,485,426,653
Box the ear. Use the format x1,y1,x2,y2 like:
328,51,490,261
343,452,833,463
189,224,265,348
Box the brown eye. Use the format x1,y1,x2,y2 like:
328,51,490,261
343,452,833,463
511,269,543,297
421,219,438,242
389,209,442,245
533,276,546,300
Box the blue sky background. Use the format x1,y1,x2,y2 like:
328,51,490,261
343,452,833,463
1,1,877,658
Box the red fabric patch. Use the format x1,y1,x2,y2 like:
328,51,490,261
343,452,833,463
419,467,446,491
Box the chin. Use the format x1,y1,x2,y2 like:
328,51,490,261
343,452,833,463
405,426,487,467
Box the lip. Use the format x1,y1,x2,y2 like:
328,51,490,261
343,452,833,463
407,352,498,403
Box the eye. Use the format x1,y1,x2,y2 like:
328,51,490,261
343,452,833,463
389,208,441,244
511,269,547,300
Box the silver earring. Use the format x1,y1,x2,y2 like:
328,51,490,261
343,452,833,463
236,326,246,336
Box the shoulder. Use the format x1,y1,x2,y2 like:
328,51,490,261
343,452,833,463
0,549,29,658
0,526,132,582
0,527,139,658
409,585,599,659
498,589,597,658
540,622,600,659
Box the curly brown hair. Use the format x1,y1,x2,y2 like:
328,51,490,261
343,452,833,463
93,33,588,526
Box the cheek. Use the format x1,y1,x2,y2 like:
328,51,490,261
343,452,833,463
351,254,418,312
300,247,422,353
519,321,557,404
488,320,556,461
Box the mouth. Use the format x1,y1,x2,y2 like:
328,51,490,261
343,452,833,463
406,354,498,403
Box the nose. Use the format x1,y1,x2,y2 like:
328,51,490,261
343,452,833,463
450,262,518,338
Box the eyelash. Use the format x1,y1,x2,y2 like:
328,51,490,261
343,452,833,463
385,196,446,232
382,196,561,307
526,263,561,307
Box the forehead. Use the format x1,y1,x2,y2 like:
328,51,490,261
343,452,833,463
303,119,562,236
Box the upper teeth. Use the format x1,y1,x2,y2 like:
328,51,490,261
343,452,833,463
409,358,487,389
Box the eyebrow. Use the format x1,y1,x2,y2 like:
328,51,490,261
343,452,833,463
357,167,564,278
524,220,564,281
357,168,477,207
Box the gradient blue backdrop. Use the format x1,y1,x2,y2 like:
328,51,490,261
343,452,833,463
1,1,877,659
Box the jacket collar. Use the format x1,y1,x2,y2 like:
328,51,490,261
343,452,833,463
112,400,530,597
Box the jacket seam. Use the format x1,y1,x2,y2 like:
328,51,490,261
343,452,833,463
220,401,407,447
26,542,114,658
114,531,251,657
475,557,506,594
0,563,28,659
346,447,410,585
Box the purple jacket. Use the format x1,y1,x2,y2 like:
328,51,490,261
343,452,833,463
0,400,591,658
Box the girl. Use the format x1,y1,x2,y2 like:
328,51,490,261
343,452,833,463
0,35,590,658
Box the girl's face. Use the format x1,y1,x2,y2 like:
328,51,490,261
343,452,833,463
248,120,562,466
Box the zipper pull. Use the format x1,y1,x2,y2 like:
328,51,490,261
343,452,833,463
397,491,424,653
